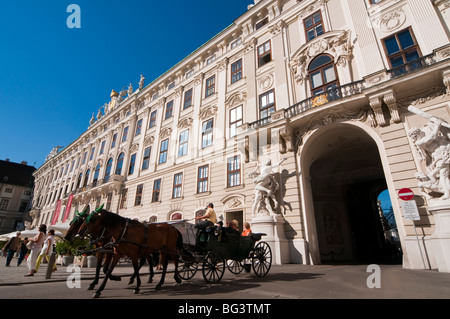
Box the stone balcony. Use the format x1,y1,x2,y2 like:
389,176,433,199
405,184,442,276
245,44,450,132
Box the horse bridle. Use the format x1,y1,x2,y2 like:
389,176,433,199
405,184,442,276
87,218,130,247
88,226,107,245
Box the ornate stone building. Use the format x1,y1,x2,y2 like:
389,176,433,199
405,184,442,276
30,0,450,271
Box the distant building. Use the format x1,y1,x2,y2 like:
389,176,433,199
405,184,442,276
0,159,36,234
30,0,450,272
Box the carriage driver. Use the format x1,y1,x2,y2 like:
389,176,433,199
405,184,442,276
195,203,217,231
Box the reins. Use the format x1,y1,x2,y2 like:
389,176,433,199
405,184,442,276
81,212,181,257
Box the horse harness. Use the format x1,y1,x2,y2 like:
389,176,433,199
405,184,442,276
84,218,176,256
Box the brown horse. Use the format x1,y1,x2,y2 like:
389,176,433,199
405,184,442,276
65,209,155,290
79,209,183,298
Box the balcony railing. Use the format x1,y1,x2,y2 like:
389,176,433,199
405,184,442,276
65,175,126,197
387,54,436,79
248,80,365,129
284,80,364,120
249,116,273,129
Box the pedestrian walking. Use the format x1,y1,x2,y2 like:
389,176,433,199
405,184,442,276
17,237,29,266
2,232,21,266
25,224,46,277
35,229,57,273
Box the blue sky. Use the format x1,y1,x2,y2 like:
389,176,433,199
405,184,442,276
378,189,393,211
0,0,250,168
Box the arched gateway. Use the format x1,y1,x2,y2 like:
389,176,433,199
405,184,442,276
300,123,402,265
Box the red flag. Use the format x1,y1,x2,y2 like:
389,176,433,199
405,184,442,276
51,200,62,225
62,194,74,223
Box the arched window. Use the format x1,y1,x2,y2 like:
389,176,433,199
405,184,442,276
308,54,339,95
93,163,101,186
171,212,183,220
149,216,157,223
83,169,90,187
116,153,124,175
76,173,83,190
104,158,113,182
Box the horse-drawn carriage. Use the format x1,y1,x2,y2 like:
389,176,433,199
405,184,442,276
65,207,272,297
172,220,272,284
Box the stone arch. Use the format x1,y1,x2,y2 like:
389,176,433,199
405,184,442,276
298,121,404,265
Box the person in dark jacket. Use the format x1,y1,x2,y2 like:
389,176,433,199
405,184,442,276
2,232,21,266
17,237,29,266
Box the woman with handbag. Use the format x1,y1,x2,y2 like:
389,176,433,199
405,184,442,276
35,229,57,273
25,224,46,277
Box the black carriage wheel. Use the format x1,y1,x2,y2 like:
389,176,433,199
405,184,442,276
226,259,244,275
251,242,272,277
178,261,198,280
202,251,225,284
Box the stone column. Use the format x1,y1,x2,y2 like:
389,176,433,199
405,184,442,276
428,200,450,273
251,214,289,265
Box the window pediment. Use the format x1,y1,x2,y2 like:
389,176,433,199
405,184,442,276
289,30,352,84
199,105,218,120
225,91,247,109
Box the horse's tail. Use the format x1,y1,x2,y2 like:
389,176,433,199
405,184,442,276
175,229,195,262
175,229,183,250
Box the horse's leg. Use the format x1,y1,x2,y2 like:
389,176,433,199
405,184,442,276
173,252,182,284
88,252,103,290
155,252,168,291
129,256,146,285
103,253,121,281
131,256,141,294
146,255,154,283
93,253,120,298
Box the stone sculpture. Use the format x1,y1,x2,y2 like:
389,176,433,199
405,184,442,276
139,74,145,90
249,157,286,216
408,105,450,200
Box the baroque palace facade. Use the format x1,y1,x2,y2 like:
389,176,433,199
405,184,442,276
30,0,450,271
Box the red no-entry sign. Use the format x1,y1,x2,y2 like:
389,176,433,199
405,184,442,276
398,188,414,201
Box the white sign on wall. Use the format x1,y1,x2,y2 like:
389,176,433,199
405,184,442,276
402,200,420,221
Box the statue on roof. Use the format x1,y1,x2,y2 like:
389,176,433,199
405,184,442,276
89,113,95,126
45,146,64,162
139,74,145,90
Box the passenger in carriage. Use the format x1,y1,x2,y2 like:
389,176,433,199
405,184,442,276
242,222,252,236
224,219,240,236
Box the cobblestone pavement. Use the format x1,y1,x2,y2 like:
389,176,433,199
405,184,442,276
1,255,450,300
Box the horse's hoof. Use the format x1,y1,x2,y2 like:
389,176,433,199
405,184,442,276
93,292,101,298
155,284,161,291
128,280,134,285
175,277,182,284
134,288,140,294
87,285,95,291
147,278,153,283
